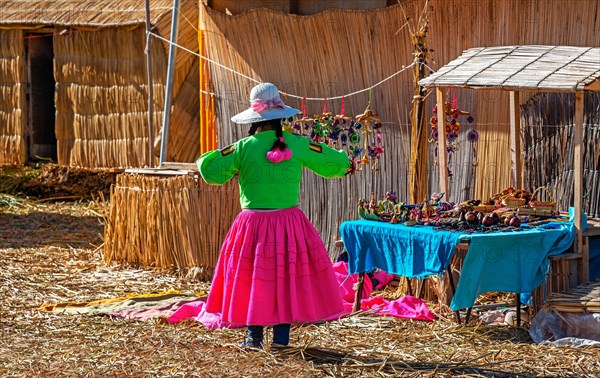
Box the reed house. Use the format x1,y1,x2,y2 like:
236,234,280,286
0,0,200,167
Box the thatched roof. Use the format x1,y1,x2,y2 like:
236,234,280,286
419,45,600,92
0,0,175,28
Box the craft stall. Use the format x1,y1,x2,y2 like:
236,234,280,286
340,45,600,324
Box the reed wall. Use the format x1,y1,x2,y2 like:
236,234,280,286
202,0,600,250
53,27,167,168
0,29,26,165
167,58,201,162
522,93,600,219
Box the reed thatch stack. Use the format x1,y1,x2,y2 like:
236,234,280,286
103,173,240,279
202,0,600,250
0,29,26,165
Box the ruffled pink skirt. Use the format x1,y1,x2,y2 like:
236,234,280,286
206,207,345,326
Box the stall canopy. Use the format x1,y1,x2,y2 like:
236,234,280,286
420,45,600,91
419,45,600,283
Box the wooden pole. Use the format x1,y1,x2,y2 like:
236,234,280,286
353,272,365,312
159,0,181,165
199,28,207,154
574,91,587,283
436,87,449,198
144,0,155,167
408,23,430,204
509,91,522,188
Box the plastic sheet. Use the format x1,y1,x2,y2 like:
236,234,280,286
530,309,600,343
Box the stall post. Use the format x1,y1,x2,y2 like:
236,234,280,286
159,0,181,165
436,87,449,197
509,91,522,188
574,91,587,282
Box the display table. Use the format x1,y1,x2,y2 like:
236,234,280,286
340,214,577,322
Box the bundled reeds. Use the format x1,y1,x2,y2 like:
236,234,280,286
103,173,240,279
202,0,600,250
0,29,26,165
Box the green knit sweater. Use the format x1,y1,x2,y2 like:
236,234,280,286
197,130,350,209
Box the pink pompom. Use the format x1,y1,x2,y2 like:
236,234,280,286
266,148,293,163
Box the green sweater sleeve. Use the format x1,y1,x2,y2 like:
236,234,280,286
196,144,239,185
302,141,351,178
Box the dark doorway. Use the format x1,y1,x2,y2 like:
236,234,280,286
26,33,57,161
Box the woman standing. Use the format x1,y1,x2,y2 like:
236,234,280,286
197,83,351,348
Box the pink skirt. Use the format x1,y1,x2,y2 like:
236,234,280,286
206,207,345,326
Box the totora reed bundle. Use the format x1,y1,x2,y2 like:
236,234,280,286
103,173,239,280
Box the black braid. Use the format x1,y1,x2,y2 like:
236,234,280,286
248,123,259,135
270,122,287,151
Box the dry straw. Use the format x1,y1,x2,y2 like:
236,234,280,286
103,173,240,279
2,196,599,376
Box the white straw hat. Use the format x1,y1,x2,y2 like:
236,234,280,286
231,82,300,124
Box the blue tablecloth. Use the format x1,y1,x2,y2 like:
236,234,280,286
340,220,462,278
340,210,580,311
451,219,575,310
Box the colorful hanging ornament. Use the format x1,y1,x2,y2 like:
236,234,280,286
428,91,477,177
291,95,384,173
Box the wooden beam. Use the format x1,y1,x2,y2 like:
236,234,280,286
436,87,449,198
509,91,522,188
584,79,600,91
574,91,587,283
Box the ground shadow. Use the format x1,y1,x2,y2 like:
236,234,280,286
274,346,550,377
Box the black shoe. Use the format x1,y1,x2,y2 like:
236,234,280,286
240,339,263,350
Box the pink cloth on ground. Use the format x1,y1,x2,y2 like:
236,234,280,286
332,261,372,303
360,296,436,321
167,261,435,327
205,208,346,326
167,301,243,329
371,270,396,290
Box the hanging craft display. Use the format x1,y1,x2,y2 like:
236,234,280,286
290,96,384,172
428,92,477,177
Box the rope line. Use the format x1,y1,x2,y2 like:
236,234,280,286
148,31,416,102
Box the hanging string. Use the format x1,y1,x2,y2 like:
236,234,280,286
340,96,345,115
147,31,416,102
365,89,373,111
322,98,328,113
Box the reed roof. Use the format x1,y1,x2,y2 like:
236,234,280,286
419,45,600,92
0,0,174,28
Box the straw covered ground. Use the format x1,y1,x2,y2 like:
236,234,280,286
1,194,599,377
